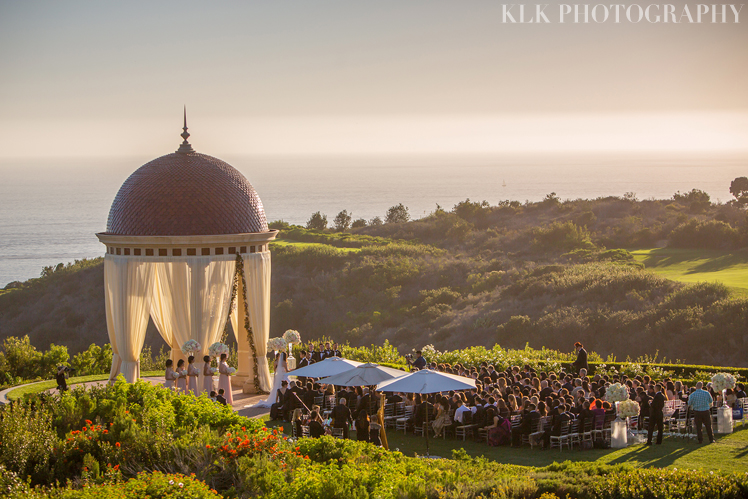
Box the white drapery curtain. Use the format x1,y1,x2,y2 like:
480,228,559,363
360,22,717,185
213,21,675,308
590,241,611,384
231,252,272,392
104,256,155,383
149,257,236,394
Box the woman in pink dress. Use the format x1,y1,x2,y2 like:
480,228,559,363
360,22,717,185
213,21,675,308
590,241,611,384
202,355,214,394
218,353,234,406
164,359,178,389
176,359,187,394
187,356,199,395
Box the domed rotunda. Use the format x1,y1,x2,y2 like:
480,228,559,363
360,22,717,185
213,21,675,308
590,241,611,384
96,114,277,394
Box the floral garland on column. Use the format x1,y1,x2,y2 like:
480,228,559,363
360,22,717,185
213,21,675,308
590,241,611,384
222,253,265,394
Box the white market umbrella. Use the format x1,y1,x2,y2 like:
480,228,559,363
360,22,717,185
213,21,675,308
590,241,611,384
376,369,476,457
291,357,363,378
318,363,407,387
376,369,476,394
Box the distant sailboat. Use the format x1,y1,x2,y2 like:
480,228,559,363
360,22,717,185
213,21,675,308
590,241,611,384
502,179,507,187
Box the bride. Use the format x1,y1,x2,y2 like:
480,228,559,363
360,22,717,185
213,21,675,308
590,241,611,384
249,351,290,408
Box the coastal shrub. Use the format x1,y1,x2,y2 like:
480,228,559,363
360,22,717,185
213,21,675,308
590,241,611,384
669,219,738,249
532,221,595,252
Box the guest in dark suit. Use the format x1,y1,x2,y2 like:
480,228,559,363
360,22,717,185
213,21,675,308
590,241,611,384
216,389,228,406
332,397,353,438
647,383,666,445
513,403,541,447
572,342,588,374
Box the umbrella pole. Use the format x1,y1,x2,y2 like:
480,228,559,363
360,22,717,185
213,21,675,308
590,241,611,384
425,401,430,457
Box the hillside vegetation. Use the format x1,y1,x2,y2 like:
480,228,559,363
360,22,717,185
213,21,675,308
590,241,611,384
3,192,748,366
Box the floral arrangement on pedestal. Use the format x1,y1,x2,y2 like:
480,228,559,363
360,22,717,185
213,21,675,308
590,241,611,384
208,342,229,358
617,399,640,419
605,383,629,404
282,330,302,347
711,373,736,393
181,339,202,356
267,337,288,352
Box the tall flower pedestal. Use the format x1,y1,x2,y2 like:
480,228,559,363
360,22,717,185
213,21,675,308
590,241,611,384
717,405,733,434
611,417,628,448
287,345,296,371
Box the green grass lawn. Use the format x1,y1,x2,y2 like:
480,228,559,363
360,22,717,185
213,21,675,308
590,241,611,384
270,239,361,253
265,418,748,473
5,371,162,401
631,247,748,297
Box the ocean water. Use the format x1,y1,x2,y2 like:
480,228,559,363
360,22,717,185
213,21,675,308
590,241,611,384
1,152,746,287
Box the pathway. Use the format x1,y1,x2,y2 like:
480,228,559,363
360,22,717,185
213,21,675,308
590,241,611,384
0,377,271,418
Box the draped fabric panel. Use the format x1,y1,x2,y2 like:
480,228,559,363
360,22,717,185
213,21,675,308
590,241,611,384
244,252,272,392
149,257,236,394
104,256,155,383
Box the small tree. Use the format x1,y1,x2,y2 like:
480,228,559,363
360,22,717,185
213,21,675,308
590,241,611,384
333,210,352,231
369,216,383,226
351,218,367,229
306,211,327,230
385,203,410,224
730,177,748,205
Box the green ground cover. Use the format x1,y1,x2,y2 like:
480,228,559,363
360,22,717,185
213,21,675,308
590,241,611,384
5,371,162,401
270,239,361,253
632,247,748,297
266,419,748,473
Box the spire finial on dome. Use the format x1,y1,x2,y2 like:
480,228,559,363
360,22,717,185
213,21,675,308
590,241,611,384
177,106,195,154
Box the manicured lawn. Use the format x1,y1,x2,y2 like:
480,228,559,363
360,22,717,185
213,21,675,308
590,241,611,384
266,418,748,473
5,370,162,401
270,239,361,253
631,247,748,297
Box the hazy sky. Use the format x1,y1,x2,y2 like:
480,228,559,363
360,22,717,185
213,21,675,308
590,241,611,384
1,1,747,157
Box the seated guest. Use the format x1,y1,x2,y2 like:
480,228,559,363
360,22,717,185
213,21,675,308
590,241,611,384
309,410,327,438
511,403,540,447
270,380,290,420
387,392,403,404
448,398,471,434
216,389,227,406
209,390,217,402
356,410,370,442
431,400,451,437
543,403,572,448
291,409,304,437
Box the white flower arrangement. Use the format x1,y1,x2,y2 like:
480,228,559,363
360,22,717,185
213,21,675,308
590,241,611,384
228,367,237,375
208,342,229,358
605,382,629,403
711,372,737,393
617,399,640,419
267,337,288,352
181,339,202,356
282,329,302,346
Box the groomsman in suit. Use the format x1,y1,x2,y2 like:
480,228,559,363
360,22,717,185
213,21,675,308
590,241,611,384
323,342,334,359
310,346,321,363
297,351,314,385
312,344,325,363
332,343,342,358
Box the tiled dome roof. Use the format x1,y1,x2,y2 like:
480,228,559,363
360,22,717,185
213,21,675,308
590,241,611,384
106,152,268,236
